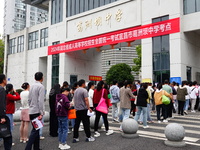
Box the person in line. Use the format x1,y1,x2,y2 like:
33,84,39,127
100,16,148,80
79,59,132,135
183,81,191,115
56,88,71,150
73,79,95,143
177,81,188,116
109,80,120,122
162,80,173,119
189,82,198,113
25,72,45,150
134,83,149,128
20,82,30,143
93,81,113,137
171,82,177,113
154,84,172,123
49,84,61,137
130,84,137,117
6,84,21,145
138,85,154,124
0,74,12,150
68,82,80,133
151,85,157,113
87,82,95,110
119,81,135,129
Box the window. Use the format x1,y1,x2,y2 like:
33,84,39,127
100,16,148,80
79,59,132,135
184,0,200,14
66,0,119,17
187,66,192,82
152,16,170,83
9,38,16,54
51,41,60,87
17,35,24,52
51,0,63,24
40,28,48,47
28,31,39,50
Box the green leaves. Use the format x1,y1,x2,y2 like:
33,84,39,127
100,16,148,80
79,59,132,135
106,63,134,85
132,45,141,75
0,35,4,73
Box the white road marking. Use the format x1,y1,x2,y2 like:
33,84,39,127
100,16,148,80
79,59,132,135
108,126,199,143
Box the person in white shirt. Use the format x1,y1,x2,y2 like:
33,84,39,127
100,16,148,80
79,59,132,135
189,82,199,113
183,81,191,115
20,82,30,143
87,82,95,110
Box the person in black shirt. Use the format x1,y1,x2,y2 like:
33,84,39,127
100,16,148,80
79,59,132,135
0,74,12,150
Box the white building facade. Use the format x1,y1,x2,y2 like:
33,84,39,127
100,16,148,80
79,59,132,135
4,0,48,35
4,0,200,94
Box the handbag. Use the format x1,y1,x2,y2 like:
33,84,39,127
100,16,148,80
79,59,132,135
96,89,109,114
68,109,76,119
0,116,12,138
162,91,170,105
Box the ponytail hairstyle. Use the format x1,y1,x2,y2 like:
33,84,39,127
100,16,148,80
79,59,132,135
87,82,94,91
6,84,13,94
21,82,29,90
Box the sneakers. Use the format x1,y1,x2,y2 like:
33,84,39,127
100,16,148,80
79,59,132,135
94,131,100,137
158,120,161,123
72,138,79,143
143,125,149,129
112,119,120,123
40,136,45,140
58,144,62,149
184,111,188,115
191,110,196,113
79,127,84,131
60,144,71,150
106,130,114,136
86,136,95,142
163,120,168,123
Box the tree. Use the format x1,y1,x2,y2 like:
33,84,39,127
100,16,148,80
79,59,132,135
106,63,134,85
132,45,141,75
0,35,4,73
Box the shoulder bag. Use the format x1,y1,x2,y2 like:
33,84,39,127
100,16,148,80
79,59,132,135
162,90,170,105
96,89,109,114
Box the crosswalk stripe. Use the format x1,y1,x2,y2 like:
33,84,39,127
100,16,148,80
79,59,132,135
107,126,199,143
137,130,199,142
151,114,200,120
151,116,200,124
139,135,200,147
108,115,200,129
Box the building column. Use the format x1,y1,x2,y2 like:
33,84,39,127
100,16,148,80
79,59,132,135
169,33,183,80
3,35,8,75
141,38,153,82
23,28,28,82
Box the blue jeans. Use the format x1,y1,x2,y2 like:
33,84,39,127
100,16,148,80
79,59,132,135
139,104,152,122
112,103,119,119
25,113,40,150
119,108,130,121
39,117,44,136
58,116,69,144
184,99,190,111
134,106,147,126
6,114,13,132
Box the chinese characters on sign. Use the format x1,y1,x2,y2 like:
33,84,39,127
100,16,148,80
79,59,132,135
77,9,123,32
89,76,102,81
48,18,180,55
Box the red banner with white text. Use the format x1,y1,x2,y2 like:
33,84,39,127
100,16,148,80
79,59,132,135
48,18,180,55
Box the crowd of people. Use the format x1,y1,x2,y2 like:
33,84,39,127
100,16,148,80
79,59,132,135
0,71,200,150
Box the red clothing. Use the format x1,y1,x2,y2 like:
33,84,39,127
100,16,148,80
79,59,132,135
131,89,137,101
6,92,21,114
93,88,109,107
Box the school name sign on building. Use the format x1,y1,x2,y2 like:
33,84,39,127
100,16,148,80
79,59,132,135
48,18,180,55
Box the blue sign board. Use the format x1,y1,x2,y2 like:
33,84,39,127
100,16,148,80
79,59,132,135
170,77,181,85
